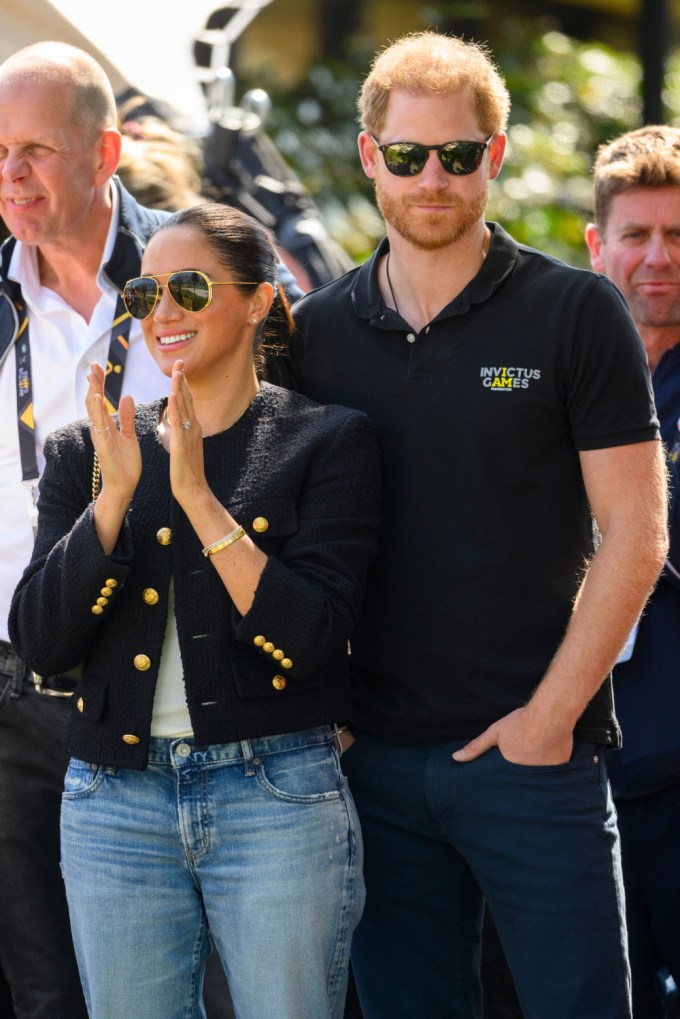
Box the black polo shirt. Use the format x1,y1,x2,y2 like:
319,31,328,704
291,224,659,745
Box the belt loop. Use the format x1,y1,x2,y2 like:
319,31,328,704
241,739,255,776
332,723,349,755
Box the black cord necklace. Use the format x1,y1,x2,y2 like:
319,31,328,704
385,252,401,318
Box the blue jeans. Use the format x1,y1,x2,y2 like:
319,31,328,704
342,734,631,1019
61,727,364,1019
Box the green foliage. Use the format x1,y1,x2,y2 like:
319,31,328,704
242,18,680,268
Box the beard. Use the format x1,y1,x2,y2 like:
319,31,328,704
375,177,489,251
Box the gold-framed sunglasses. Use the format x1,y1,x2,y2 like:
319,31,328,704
122,269,259,320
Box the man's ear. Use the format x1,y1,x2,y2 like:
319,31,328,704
487,131,507,180
585,222,606,273
95,128,122,185
358,131,379,180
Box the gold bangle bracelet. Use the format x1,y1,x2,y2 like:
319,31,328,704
202,526,245,557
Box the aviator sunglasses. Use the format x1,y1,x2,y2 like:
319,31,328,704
370,133,494,177
122,269,259,321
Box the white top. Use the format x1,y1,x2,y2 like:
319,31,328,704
150,578,194,738
0,184,170,641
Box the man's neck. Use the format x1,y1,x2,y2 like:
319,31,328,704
381,221,490,334
35,185,114,323
637,324,680,374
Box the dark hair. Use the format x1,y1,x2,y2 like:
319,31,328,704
153,204,294,373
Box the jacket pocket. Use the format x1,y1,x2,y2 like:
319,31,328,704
231,656,321,700
71,677,109,721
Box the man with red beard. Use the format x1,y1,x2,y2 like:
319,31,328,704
291,31,669,1019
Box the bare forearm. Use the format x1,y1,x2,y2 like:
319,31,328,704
93,489,132,555
526,517,667,731
453,440,668,766
182,488,267,616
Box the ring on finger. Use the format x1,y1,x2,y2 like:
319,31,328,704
181,419,192,430
89,421,109,434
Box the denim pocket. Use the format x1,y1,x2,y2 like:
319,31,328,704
63,756,112,798
255,741,344,803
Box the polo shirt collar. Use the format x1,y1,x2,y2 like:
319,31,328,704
350,221,519,326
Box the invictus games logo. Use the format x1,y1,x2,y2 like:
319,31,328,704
480,366,541,391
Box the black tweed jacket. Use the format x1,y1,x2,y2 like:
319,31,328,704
10,383,380,769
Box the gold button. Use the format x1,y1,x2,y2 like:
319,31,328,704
281,658,293,669
156,527,172,545
96,596,109,607
100,586,113,597
272,675,287,691
142,588,159,605
252,516,269,533
122,734,140,745
272,649,284,660
133,654,151,672
91,605,104,615
76,697,84,713
106,578,118,588
253,635,266,647
263,642,275,654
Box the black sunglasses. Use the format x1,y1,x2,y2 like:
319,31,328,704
370,133,494,177
122,269,259,321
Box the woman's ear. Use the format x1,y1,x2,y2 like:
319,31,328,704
249,282,275,324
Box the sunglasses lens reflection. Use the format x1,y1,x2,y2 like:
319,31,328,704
382,140,487,176
439,142,486,175
123,278,159,320
383,144,427,176
167,271,211,312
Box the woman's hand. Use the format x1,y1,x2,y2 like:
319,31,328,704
167,360,211,509
86,364,141,501
86,364,141,554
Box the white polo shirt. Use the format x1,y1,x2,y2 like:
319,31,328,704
0,185,169,641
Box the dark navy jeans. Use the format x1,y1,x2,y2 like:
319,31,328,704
342,733,631,1019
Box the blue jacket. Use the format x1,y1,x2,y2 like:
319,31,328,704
607,342,680,798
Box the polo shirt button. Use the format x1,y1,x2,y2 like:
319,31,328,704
406,333,416,343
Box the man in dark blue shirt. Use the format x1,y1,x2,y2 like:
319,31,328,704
587,125,680,1019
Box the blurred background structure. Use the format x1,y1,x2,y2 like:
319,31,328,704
2,0,680,269
2,0,680,268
